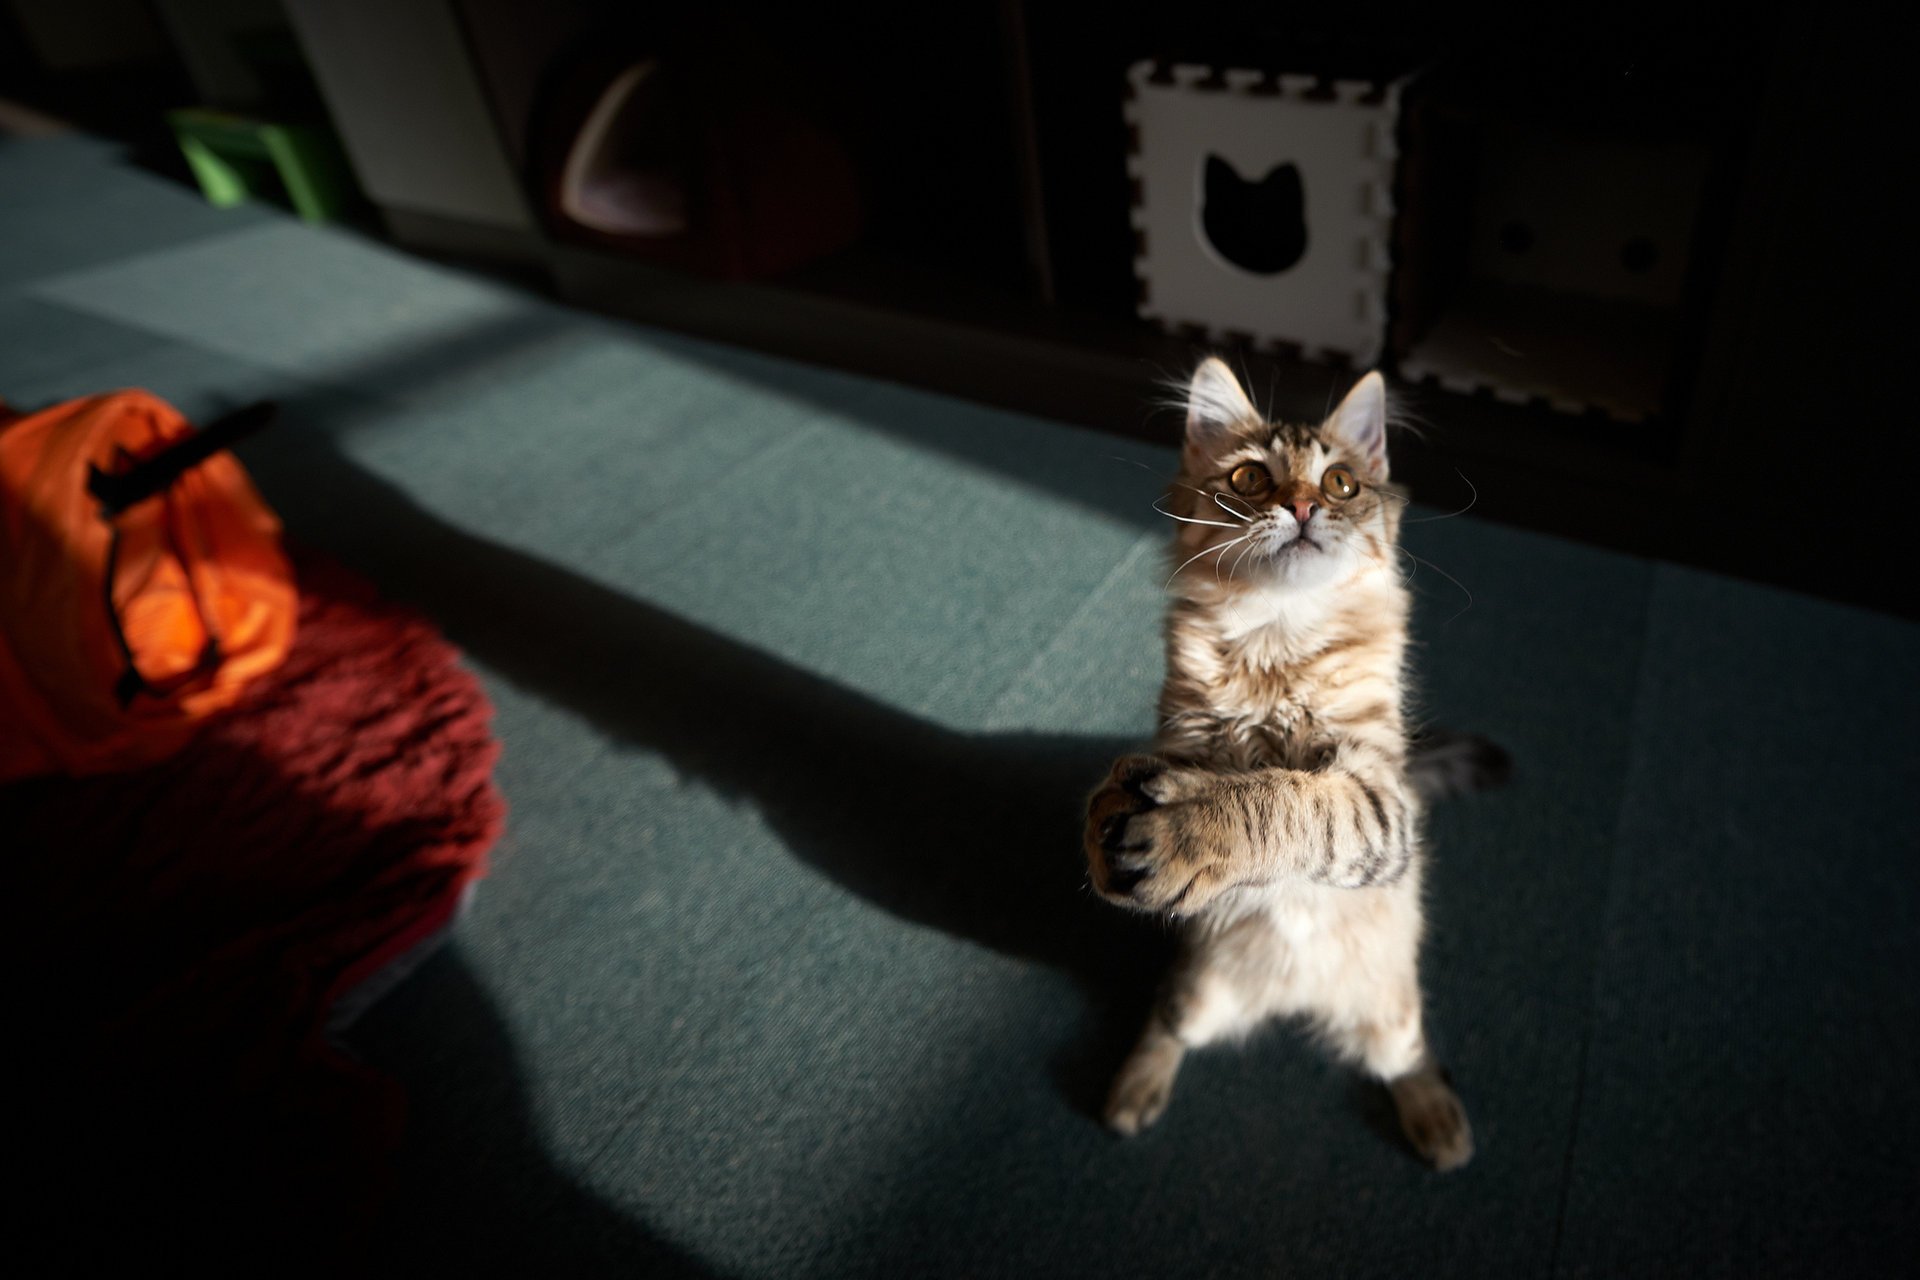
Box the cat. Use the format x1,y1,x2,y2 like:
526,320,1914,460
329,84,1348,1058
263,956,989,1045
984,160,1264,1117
1083,358,1498,1170
1200,155,1307,275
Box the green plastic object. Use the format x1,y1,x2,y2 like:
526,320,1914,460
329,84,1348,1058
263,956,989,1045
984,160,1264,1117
167,108,355,224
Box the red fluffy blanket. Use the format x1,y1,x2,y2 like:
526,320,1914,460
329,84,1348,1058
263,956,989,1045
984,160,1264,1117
7,550,504,1259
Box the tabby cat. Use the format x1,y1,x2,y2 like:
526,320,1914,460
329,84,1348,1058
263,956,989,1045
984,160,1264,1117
1084,358,1498,1170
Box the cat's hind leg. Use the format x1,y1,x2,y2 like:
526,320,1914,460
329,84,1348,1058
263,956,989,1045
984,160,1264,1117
1104,1013,1186,1137
1105,918,1280,1136
1339,997,1475,1172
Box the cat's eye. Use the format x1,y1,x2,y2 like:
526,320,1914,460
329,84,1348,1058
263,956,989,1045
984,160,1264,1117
1229,464,1271,496
1321,466,1358,500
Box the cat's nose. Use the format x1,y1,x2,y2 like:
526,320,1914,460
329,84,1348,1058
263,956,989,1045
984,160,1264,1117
1288,499,1317,525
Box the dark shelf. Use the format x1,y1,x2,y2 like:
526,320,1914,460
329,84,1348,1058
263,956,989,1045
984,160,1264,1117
496,1,1917,621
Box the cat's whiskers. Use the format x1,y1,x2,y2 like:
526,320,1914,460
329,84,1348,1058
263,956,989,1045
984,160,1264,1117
1153,496,1241,529
1373,503,1418,586
1113,450,1468,616
1216,531,1255,586
1108,453,1216,501
1374,506,1405,575
1226,536,1261,586
1106,455,1258,524
1107,453,1166,477
1165,533,1251,590
1396,545,1475,624
1212,493,1256,522
1400,469,1478,525
1215,536,1264,633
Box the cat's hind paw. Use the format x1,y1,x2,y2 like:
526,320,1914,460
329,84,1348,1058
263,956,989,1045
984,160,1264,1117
1390,1067,1475,1172
1104,1041,1182,1136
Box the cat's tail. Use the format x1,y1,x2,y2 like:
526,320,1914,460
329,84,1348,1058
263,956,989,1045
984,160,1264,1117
1407,727,1512,803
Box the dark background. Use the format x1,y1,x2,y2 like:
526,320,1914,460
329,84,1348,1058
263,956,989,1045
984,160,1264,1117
2,0,1910,621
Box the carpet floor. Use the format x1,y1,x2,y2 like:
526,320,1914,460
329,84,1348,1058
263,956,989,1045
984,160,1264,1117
2,133,1914,1277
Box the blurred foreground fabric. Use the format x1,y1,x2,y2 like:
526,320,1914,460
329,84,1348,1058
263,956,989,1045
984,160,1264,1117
8,548,500,1261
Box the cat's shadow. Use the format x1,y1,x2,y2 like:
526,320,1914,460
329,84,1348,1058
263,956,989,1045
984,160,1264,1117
248,430,1173,1116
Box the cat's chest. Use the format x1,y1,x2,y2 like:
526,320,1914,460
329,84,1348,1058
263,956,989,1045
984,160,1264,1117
1215,675,1325,762
1160,597,1405,768
1172,658,1335,770
1162,616,1396,767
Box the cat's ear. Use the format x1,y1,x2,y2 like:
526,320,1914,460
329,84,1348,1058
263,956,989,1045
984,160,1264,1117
1184,357,1257,456
1324,371,1389,480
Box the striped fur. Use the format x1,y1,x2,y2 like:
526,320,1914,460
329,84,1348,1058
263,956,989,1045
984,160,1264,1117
1083,361,1480,1170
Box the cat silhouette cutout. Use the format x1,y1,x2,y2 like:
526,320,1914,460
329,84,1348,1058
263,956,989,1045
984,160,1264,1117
1200,154,1307,275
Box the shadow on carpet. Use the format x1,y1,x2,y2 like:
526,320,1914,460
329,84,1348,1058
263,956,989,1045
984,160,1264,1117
250,432,1181,1112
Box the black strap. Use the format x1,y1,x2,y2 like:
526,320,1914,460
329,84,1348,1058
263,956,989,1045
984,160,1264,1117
86,400,276,517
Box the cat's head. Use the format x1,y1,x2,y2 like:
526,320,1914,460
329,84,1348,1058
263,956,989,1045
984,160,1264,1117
1166,358,1402,595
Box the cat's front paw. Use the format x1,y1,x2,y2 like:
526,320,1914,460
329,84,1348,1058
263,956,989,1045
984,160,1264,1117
1084,757,1227,915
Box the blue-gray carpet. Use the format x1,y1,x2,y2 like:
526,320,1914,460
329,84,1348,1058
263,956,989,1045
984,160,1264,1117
3,133,1915,1277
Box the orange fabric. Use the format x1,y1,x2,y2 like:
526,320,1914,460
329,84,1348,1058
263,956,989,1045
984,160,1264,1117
0,390,294,781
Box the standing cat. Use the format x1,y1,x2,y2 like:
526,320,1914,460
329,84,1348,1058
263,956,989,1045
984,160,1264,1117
1084,358,1492,1170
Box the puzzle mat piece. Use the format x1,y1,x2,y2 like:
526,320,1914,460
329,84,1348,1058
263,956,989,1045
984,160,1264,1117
1399,281,1677,423
1467,122,1710,311
1126,63,1401,366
